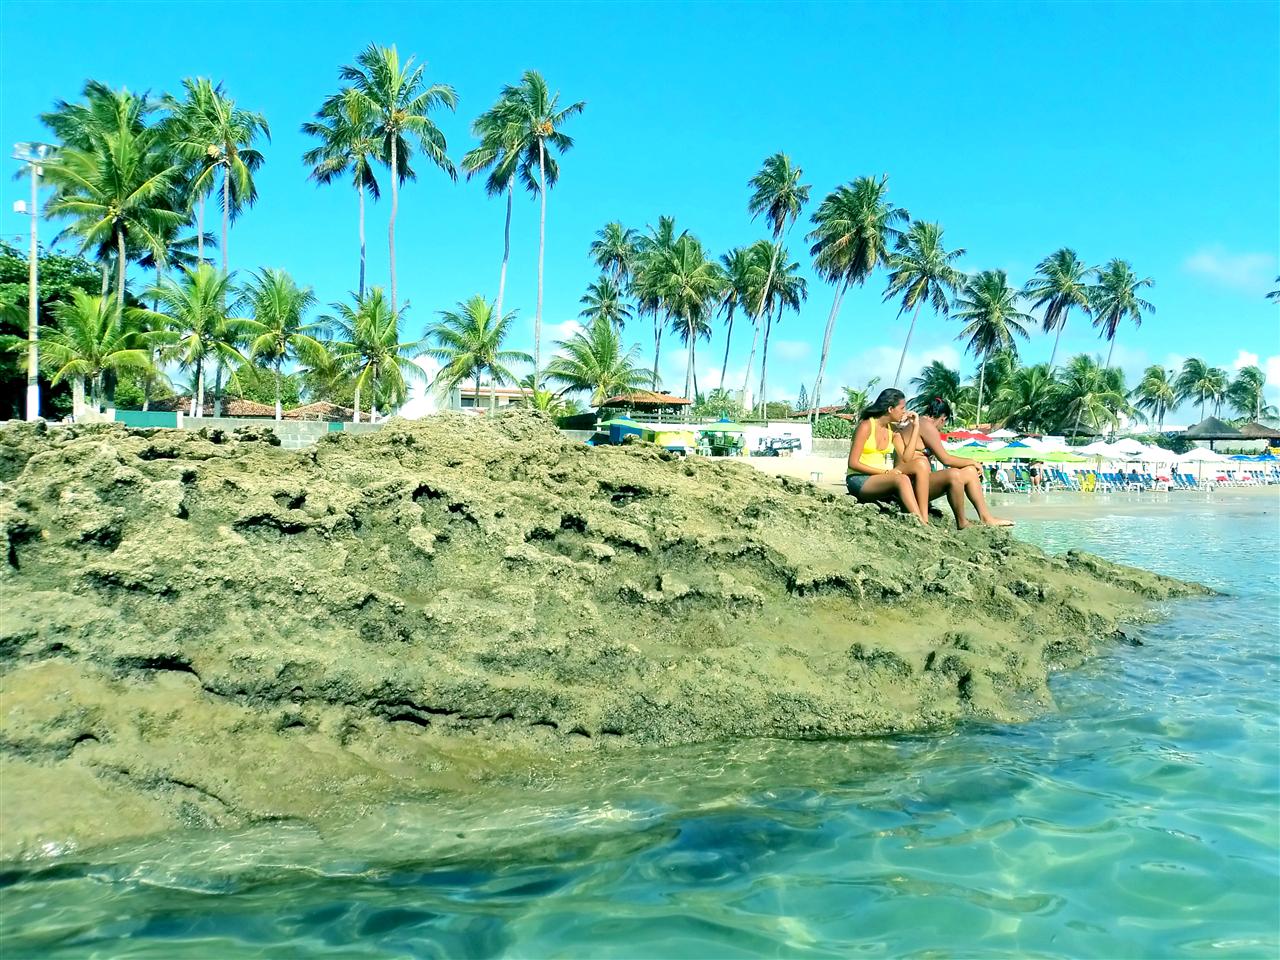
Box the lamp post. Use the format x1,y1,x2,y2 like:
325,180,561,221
12,142,53,421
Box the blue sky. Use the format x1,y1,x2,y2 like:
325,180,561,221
3,0,1278,420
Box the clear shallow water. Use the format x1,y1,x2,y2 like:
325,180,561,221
3,497,1278,958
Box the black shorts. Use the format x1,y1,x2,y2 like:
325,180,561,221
846,474,869,496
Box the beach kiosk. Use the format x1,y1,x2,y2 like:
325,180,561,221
699,418,747,457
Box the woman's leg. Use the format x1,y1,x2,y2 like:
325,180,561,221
924,469,971,528
855,472,927,524
957,465,1013,526
903,458,932,525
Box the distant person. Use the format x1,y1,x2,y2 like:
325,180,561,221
1028,461,1042,490
897,398,1014,528
846,389,928,524
994,465,1011,491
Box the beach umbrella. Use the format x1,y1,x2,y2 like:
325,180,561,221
989,428,1018,439
1041,451,1088,463
1110,437,1147,455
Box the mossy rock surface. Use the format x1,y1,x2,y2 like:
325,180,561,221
0,412,1209,859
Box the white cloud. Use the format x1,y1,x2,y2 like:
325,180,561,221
1265,356,1280,397
1183,246,1277,294
545,319,583,342
1233,349,1260,370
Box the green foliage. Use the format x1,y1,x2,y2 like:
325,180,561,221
796,383,809,411
545,314,647,405
813,414,854,439
691,388,746,421
763,401,793,419
325,286,427,419
229,364,301,407
424,294,529,406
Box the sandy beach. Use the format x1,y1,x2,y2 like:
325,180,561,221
744,454,1280,522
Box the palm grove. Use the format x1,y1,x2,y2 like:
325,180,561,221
2,44,1272,431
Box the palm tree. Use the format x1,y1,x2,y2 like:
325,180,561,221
498,71,585,387
161,78,269,273
43,290,152,416
240,269,325,420
461,90,525,349
1174,358,1229,420
841,376,882,417
589,222,638,283
302,90,383,297
631,216,684,389
340,43,458,312
1090,259,1155,369
325,286,425,421
424,294,528,411
1130,364,1177,431
1059,354,1126,436
143,264,242,417
952,270,1031,426
716,247,758,395
1022,247,1092,370
516,373,579,418
991,363,1059,433
909,360,967,415
883,221,965,387
806,175,907,421
756,245,806,417
546,314,649,405
43,97,185,326
743,153,810,411
1267,277,1279,303
1227,365,1268,421
651,233,726,400
579,275,633,329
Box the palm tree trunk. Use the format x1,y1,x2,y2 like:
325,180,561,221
72,376,85,420
1048,319,1066,370
358,182,367,298
197,195,205,263
115,227,127,324
389,138,399,312
213,364,223,417
718,305,736,392
275,359,283,421
495,182,512,334
683,309,695,401
809,279,848,423
489,366,498,412
475,373,482,411
195,364,205,418
758,309,775,419
976,360,987,429
352,381,361,423
893,301,923,388
100,261,109,298
741,315,761,409
535,140,547,388
1105,337,1116,370
221,164,230,273
651,308,663,390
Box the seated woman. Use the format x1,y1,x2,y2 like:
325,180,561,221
897,398,1014,528
846,388,928,525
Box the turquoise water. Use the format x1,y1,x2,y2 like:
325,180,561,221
3,496,1278,958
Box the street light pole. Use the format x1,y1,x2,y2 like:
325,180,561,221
13,142,52,422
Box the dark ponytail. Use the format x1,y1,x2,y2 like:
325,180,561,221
860,388,906,421
923,396,953,420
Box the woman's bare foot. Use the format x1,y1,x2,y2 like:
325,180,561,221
955,518,971,530
982,516,1014,527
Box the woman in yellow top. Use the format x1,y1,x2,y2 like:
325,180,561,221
846,388,928,524
898,397,1013,529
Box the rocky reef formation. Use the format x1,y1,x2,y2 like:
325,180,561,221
0,413,1209,859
